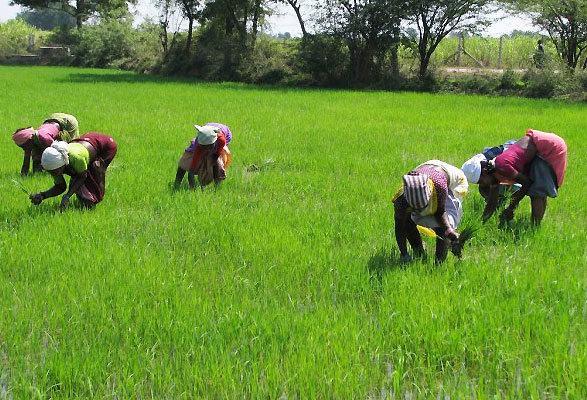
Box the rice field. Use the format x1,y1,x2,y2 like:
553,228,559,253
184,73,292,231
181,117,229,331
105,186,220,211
0,66,585,399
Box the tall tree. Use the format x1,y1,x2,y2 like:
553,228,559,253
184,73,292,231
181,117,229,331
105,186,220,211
280,0,307,37
502,0,587,69
9,0,136,29
17,8,76,30
318,0,407,83
177,0,202,56
406,0,490,78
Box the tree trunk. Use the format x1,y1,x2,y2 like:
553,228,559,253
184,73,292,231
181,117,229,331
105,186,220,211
159,20,168,54
347,39,359,83
75,0,84,29
357,41,376,83
419,55,430,78
390,42,399,78
185,16,194,56
251,0,261,48
286,0,307,37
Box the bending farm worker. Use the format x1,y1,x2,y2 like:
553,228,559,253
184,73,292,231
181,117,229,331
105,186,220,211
393,160,468,263
29,133,117,210
174,123,232,189
12,113,79,176
462,139,520,201
463,129,567,225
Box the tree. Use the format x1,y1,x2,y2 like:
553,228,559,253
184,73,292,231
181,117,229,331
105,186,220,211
197,0,272,76
502,0,587,69
177,0,202,56
17,8,76,30
406,0,491,78
280,0,307,37
9,0,136,29
317,0,408,83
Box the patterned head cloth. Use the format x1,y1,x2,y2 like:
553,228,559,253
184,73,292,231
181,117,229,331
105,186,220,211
12,127,35,145
402,173,431,210
41,141,70,171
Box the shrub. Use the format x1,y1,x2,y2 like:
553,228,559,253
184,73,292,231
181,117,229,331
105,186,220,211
295,34,349,86
522,61,584,100
238,35,295,84
499,70,518,90
74,18,139,69
0,19,40,59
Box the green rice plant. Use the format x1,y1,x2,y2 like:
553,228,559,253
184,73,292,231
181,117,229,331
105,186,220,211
0,66,585,398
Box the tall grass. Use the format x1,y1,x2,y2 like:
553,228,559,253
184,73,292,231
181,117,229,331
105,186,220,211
0,66,585,398
404,35,556,70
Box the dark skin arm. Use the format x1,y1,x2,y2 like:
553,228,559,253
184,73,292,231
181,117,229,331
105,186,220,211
60,170,88,210
501,171,532,220
21,150,31,177
18,141,34,177
435,211,451,234
393,195,425,260
187,170,196,189
482,183,501,221
30,175,67,205
394,199,410,258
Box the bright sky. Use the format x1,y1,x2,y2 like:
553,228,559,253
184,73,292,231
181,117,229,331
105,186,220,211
0,0,537,37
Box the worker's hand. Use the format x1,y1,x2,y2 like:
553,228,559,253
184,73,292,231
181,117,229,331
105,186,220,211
29,193,43,205
500,208,514,221
60,195,70,212
445,228,459,242
450,240,463,259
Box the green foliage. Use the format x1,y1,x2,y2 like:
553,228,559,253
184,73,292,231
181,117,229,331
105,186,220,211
1,66,586,398
10,0,138,29
0,19,40,58
499,0,587,69
238,35,296,84
295,34,349,86
499,69,520,90
73,18,160,70
17,8,76,30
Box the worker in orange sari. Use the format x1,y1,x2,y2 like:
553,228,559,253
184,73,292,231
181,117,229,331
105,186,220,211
174,123,232,189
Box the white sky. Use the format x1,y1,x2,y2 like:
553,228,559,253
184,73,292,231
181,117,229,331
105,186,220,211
1,0,537,37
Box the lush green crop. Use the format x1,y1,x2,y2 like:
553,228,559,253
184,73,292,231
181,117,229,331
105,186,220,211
0,66,585,398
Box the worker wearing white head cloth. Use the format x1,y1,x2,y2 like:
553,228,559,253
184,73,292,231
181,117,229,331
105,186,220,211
41,141,70,171
30,133,118,210
174,122,233,188
462,139,520,201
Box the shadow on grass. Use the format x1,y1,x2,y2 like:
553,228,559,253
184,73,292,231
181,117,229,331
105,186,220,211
0,200,94,229
168,181,223,194
57,72,297,93
59,72,197,85
497,217,539,242
367,248,406,282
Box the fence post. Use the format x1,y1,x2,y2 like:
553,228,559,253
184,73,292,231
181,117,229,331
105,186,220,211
27,34,35,52
498,36,503,69
457,34,463,66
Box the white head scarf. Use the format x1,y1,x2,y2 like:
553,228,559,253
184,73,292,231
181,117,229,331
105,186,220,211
194,124,219,145
461,153,486,184
41,141,70,170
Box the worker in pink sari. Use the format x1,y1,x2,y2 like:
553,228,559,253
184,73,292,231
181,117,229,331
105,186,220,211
470,129,567,224
12,113,79,176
